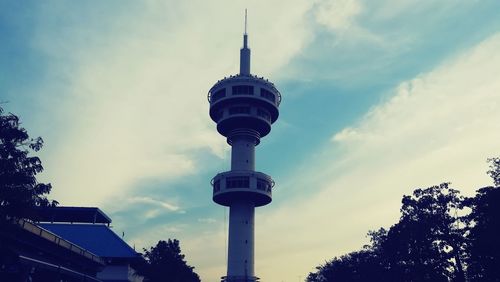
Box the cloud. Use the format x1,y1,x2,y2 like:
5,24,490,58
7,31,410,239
15,1,500,282
331,127,363,142
128,196,180,212
127,224,186,251
21,2,314,280
143,209,161,220
254,32,500,281
314,0,362,31
197,218,217,224
29,0,313,209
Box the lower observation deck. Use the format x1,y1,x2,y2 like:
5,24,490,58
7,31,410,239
211,171,274,207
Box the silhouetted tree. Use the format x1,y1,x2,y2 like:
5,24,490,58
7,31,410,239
379,183,465,282
306,229,389,282
307,184,466,282
464,186,500,281
139,239,200,282
464,158,500,281
306,158,500,282
0,106,56,224
306,249,385,282
486,157,500,187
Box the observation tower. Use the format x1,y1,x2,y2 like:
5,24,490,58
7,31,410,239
208,12,281,282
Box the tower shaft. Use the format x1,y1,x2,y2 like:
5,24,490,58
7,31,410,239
227,200,255,279
227,132,257,280
231,135,256,171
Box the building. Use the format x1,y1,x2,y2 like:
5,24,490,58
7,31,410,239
207,12,282,282
0,218,104,281
36,206,144,282
0,206,144,282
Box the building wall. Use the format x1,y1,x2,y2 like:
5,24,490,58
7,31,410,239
97,264,143,282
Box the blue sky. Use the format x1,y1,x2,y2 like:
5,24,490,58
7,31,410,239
2,1,500,281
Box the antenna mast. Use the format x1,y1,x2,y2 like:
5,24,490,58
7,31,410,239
240,9,250,75
245,9,248,35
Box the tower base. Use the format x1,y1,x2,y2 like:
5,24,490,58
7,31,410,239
221,276,260,282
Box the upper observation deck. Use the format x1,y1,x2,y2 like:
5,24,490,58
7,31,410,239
208,27,281,140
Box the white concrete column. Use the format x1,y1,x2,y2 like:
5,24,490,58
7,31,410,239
227,200,255,278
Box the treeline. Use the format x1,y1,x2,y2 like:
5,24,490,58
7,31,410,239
135,239,201,282
307,158,500,282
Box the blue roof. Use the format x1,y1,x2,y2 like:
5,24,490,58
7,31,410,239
39,223,138,258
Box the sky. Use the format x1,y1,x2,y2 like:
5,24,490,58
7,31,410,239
1,0,500,281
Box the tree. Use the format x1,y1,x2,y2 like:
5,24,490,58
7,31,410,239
378,183,465,282
307,184,466,282
306,159,500,282
486,157,500,187
306,249,385,282
465,158,500,281
0,106,56,224
464,186,500,281
139,239,201,282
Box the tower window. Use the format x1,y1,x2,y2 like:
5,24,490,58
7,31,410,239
211,88,226,102
214,180,221,192
257,179,270,191
257,108,271,122
260,89,275,103
226,176,250,188
229,107,250,115
232,85,254,95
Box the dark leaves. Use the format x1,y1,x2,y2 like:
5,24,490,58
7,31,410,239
139,239,201,282
0,106,56,223
487,157,500,187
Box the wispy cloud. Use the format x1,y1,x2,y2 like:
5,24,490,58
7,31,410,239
255,32,500,281
6,1,500,282
314,0,362,32
29,0,313,209
17,2,314,280
197,217,217,224
331,127,363,142
129,196,180,212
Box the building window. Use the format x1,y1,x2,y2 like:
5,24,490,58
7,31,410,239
260,89,275,103
226,176,250,188
257,179,269,191
257,108,271,122
229,107,250,115
211,88,226,102
232,85,254,95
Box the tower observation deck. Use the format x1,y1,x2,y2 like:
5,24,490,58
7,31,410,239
208,13,281,282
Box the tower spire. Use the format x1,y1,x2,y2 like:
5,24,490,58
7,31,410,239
244,8,248,36
240,9,251,75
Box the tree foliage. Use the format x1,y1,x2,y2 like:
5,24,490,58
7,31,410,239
464,186,500,281
139,239,201,282
486,157,500,187
307,159,500,282
307,249,383,282
0,106,56,223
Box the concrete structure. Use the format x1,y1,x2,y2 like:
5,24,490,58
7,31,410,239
208,13,281,282
0,219,104,281
36,207,143,282
1,207,143,282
